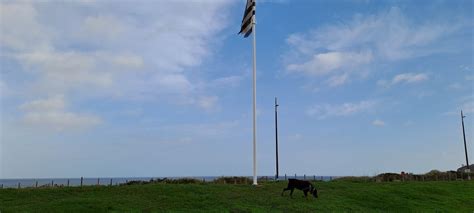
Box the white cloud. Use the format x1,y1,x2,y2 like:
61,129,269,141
19,96,101,131
378,73,428,87
1,0,234,119
210,75,245,88
461,100,474,114
448,83,462,90
284,7,466,87
392,73,428,84
19,95,65,112
16,51,113,90
306,100,376,119
442,96,474,116
287,51,372,76
327,73,350,87
372,119,385,126
160,120,241,138
154,74,193,95
81,15,125,41
459,65,472,71
0,80,8,97
22,111,101,131
0,2,51,51
196,96,219,111
287,133,303,142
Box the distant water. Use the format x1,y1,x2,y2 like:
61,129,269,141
0,176,335,188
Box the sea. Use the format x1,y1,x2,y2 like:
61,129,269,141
0,176,336,188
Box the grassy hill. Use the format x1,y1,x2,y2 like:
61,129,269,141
1,180,473,212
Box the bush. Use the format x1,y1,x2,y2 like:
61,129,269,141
120,178,202,186
332,176,374,182
375,173,402,182
213,176,251,184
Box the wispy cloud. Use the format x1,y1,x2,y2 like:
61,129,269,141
461,100,474,114
209,75,245,88
306,100,377,119
18,96,101,131
377,73,429,87
1,0,235,129
442,96,474,116
0,79,9,98
284,7,467,87
287,51,373,76
195,96,219,112
447,83,462,90
372,119,385,127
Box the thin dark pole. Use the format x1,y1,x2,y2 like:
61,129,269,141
275,97,279,180
461,110,470,179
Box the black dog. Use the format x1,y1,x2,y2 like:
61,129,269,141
281,179,318,198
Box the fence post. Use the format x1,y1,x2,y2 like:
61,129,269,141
18,182,20,189
304,174,306,180
80,177,83,187
202,178,205,183
295,173,297,179
35,181,38,188
67,179,70,187
1,184,3,189
97,178,100,186
313,175,316,181
285,174,287,180
51,180,54,187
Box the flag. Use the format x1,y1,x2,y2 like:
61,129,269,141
239,0,255,38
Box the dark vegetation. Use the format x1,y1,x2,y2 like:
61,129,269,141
119,177,253,186
333,170,472,183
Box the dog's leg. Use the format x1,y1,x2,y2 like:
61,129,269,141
281,188,289,196
289,188,294,198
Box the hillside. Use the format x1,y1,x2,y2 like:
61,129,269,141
1,180,473,212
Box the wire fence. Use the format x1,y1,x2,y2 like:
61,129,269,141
1,172,472,189
1,174,334,189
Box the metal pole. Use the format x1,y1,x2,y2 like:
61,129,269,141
461,110,470,180
251,11,258,186
275,97,279,180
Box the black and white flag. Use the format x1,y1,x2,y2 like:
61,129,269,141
239,0,255,38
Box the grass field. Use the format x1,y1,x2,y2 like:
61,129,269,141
1,180,473,212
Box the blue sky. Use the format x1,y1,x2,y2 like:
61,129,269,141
1,0,473,178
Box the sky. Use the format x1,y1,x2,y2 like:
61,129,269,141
0,0,473,179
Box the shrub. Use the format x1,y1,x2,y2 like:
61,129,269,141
213,176,252,184
332,176,374,182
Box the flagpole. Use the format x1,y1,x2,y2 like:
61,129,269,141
275,97,279,180
251,13,258,185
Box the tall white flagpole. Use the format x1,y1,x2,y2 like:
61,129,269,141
251,10,258,186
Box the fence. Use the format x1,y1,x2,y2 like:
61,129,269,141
0,174,335,189
4,173,469,189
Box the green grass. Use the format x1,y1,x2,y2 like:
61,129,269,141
1,181,473,212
